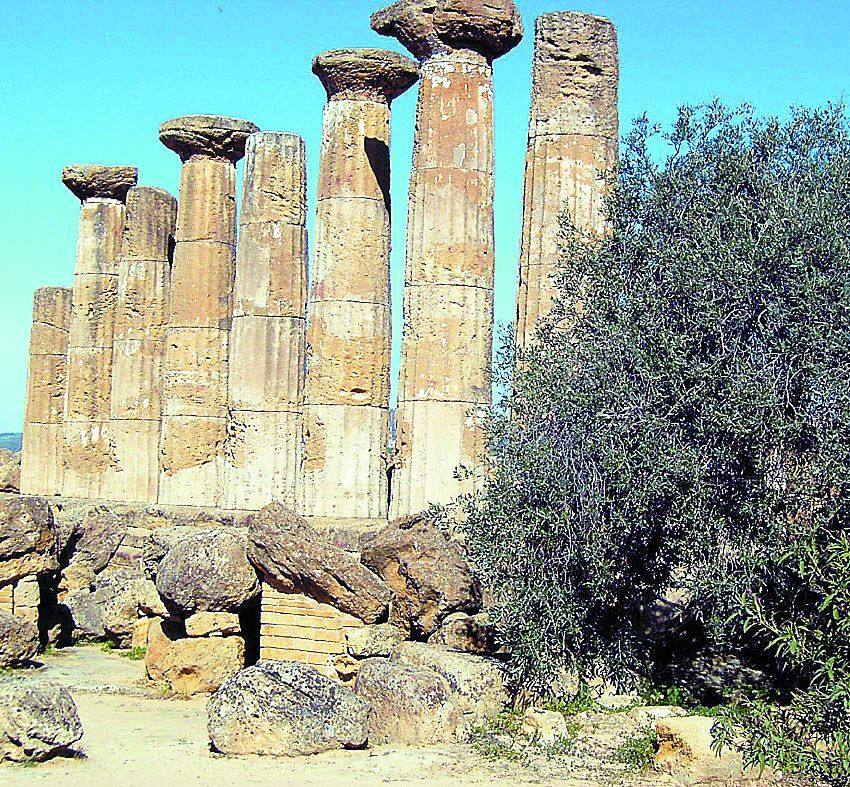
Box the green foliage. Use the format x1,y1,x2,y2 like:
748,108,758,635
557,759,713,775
713,529,850,784
613,727,658,771
460,101,850,780
120,647,146,661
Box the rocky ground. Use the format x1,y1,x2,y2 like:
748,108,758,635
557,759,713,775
1,646,685,786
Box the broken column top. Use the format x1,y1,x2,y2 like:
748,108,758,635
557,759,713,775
159,115,260,162
312,48,419,103
371,0,523,62
61,165,138,202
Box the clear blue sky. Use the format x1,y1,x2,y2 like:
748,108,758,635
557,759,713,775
1,0,848,432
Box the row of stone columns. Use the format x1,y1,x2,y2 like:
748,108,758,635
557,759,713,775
21,6,619,522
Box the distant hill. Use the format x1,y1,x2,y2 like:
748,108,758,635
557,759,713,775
0,433,22,452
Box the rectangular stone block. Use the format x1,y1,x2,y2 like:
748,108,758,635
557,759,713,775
103,419,160,504
76,200,125,276
168,240,236,329
65,346,113,421
68,273,119,349
162,327,229,418
305,302,390,408
316,99,390,203
234,223,308,319
111,339,164,420
242,132,307,226
122,186,177,262
31,287,73,329
62,420,114,500
312,197,390,305
391,400,486,517
158,414,226,507
114,258,169,338
399,284,492,404
0,584,12,615
228,316,305,412
223,410,302,511
20,422,63,496
301,404,389,519
29,322,69,357
24,355,68,424
175,157,237,244
414,54,494,174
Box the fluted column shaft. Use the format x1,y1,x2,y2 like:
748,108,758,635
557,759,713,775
61,165,137,499
301,49,417,520
157,115,257,508
515,12,619,347
395,50,496,517
225,132,308,511
20,287,72,496
106,186,177,503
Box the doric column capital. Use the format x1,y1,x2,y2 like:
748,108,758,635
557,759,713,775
61,165,138,202
371,0,523,62
312,48,419,103
159,115,260,163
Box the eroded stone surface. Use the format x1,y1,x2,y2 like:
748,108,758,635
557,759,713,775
159,115,259,162
61,164,137,202
313,48,418,102
0,612,39,667
0,496,57,585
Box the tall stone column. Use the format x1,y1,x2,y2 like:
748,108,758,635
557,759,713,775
20,287,72,496
515,12,619,347
158,115,258,508
372,0,522,517
225,132,308,511
61,165,138,500
107,186,177,503
302,49,418,520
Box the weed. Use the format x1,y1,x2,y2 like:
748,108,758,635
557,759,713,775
120,647,146,661
613,726,658,772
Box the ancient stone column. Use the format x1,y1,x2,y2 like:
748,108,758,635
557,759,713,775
515,12,619,348
372,0,522,517
224,132,308,511
107,186,177,503
302,49,419,521
61,165,138,500
20,287,72,496
158,115,258,508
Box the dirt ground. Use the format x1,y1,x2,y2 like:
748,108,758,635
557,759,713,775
1,647,674,786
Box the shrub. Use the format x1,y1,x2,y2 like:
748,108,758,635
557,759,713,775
461,98,850,723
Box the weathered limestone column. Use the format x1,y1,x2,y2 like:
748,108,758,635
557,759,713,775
372,0,522,517
302,49,419,520
515,12,619,347
61,165,138,500
20,287,72,496
225,132,308,511
158,115,258,508
107,187,177,503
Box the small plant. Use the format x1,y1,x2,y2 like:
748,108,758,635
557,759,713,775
119,647,146,661
613,727,658,772
41,645,56,657
470,713,526,763
97,640,114,653
543,682,599,716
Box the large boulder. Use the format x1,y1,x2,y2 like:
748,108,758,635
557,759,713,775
355,658,467,745
156,528,260,615
59,505,125,592
345,623,407,658
247,504,391,624
0,496,57,585
101,577,166,647
360,515,480,636
185,611,241,638
146,619,244,694
142,525,204,580
392,642,509,719
0,679,83,762
655,716,772,784
0,452,20,493
0,611,39,667
209,660,371,756
428,612,501,656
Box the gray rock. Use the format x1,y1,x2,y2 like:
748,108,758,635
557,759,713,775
156,528,260,615
142,526,202,580
0,679,83,762
208,660,371,756
101,577,166,647
354,658,467,745
360,515,480,636
61,506,124,591
346,624,407,658
393,641,509,719
0,611,39,667
0,496,57,585
61,569,144,642
248,504,391,624
0,452,21,493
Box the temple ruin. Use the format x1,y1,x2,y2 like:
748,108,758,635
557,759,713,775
12,5,620,683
